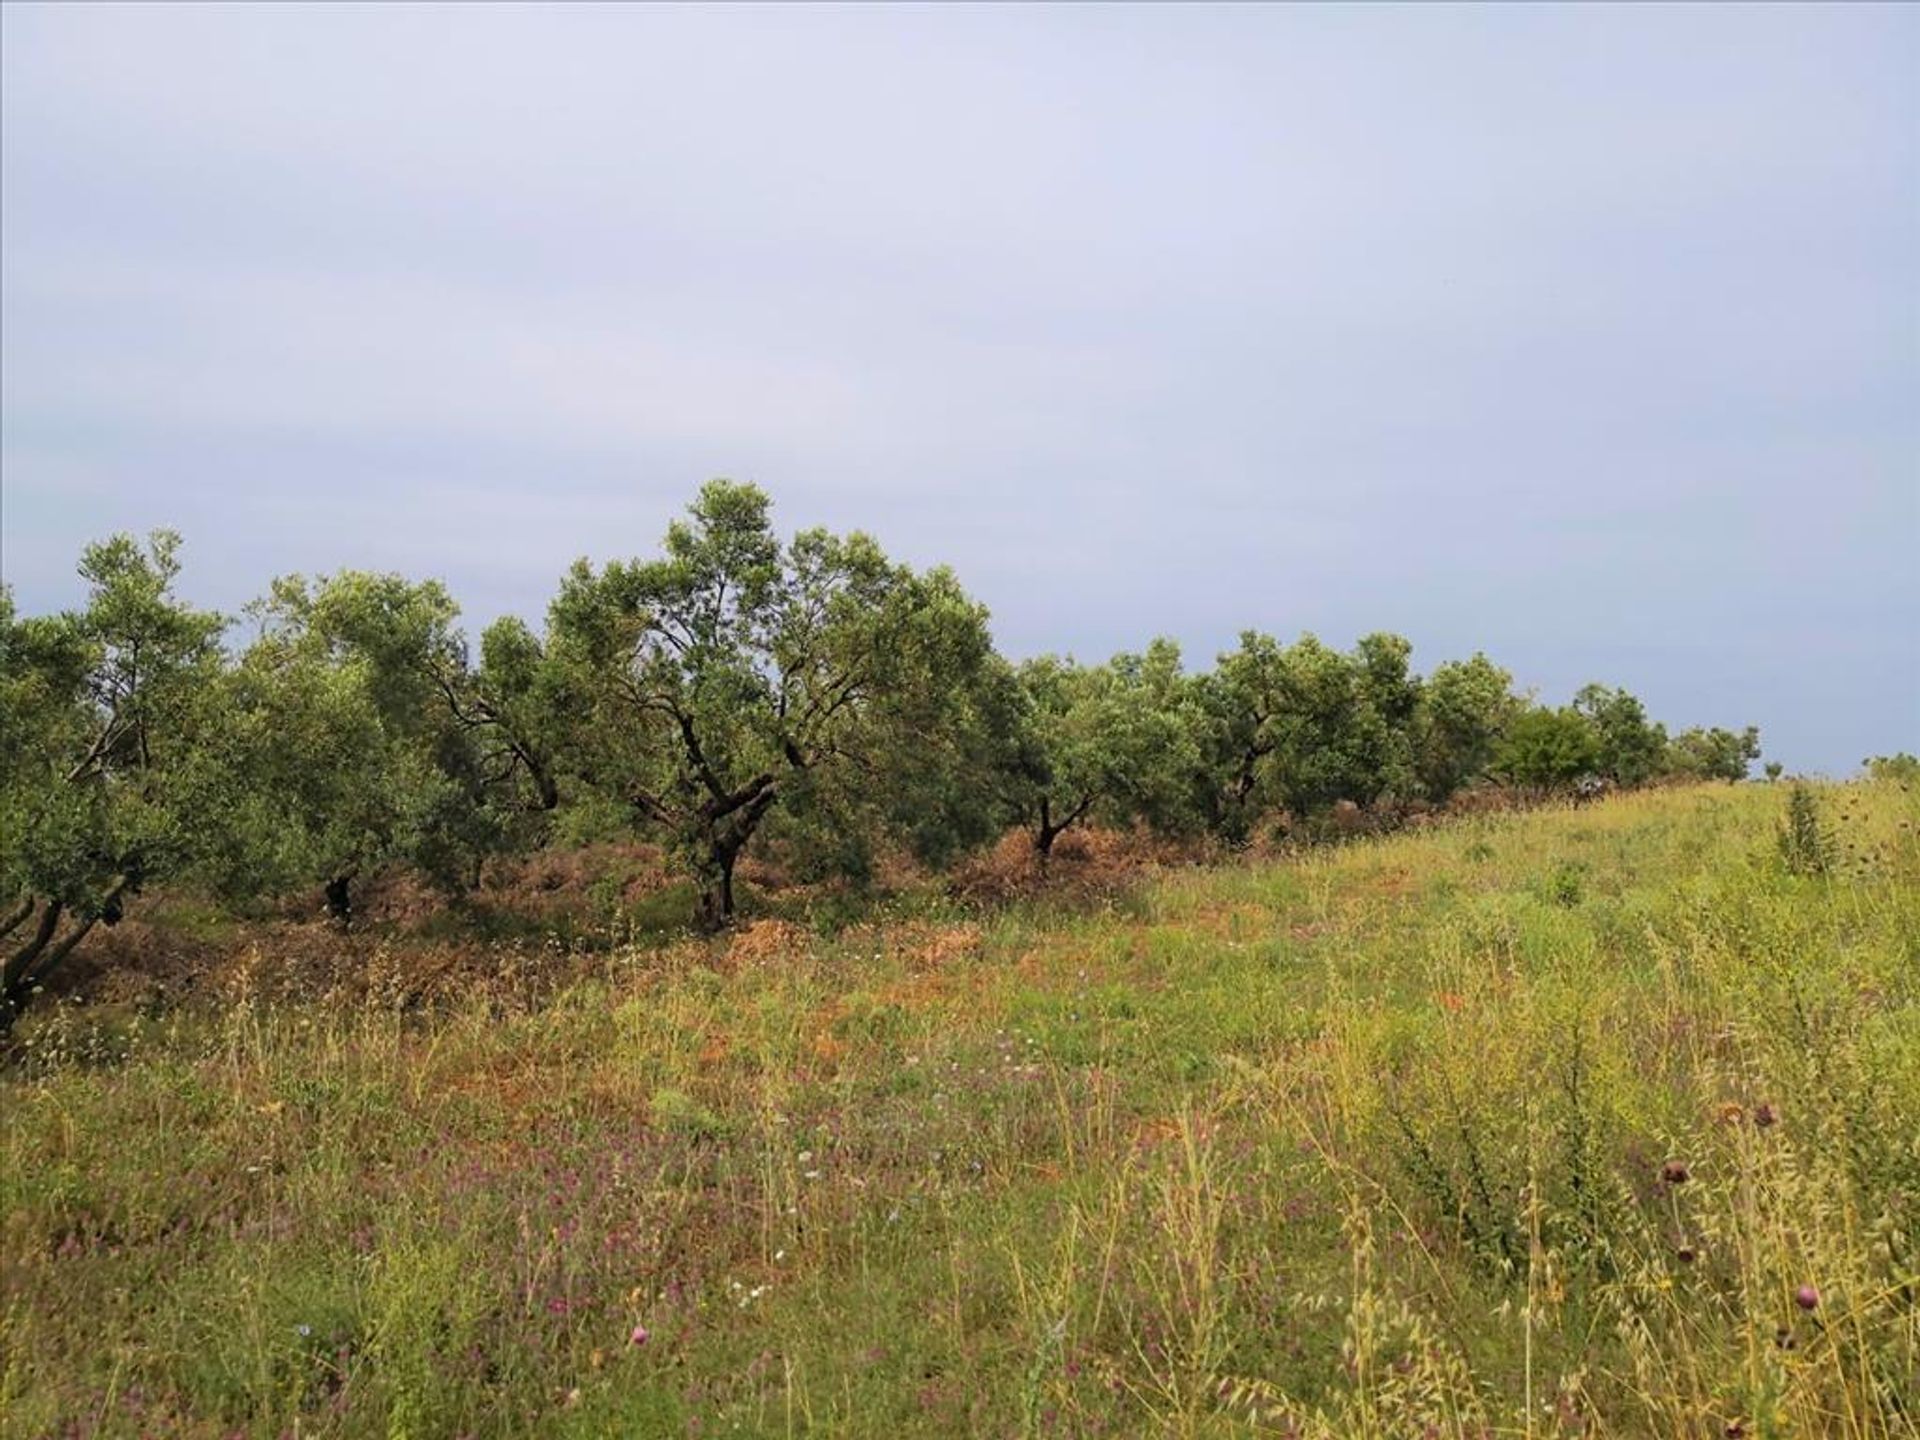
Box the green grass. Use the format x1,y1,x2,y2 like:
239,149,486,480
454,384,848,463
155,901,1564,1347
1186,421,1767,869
4,782,1917,1437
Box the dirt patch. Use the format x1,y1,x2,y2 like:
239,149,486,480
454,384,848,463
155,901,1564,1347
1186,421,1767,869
949,826,1205,905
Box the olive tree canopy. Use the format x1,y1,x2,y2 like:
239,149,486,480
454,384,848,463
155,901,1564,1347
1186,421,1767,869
546,481,996,927
1,534,224,1027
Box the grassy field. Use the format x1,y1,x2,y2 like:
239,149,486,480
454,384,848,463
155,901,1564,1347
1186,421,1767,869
3,782,1917,1439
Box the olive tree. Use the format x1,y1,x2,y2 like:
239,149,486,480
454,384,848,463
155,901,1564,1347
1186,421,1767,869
1412,654,1519,802
546,480,996,928
207,571,559,922
269,574,561,826
1003,640,1200,863
1493,706,1603,792
1572,683,1668,787
1,534,224,1027
1664,725,1761,783
1191,631,1289,843
1194,631,1423,839
1346,632,1423,806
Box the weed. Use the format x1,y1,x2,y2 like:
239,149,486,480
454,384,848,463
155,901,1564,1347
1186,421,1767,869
1777,783,1834,876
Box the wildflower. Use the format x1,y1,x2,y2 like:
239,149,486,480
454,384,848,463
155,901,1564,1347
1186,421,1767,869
1676,1246,1697,1264
1754,1102,1777,1128
630,1324,650,1346
1794,1284,1819,1311
1660,1159,1690,1185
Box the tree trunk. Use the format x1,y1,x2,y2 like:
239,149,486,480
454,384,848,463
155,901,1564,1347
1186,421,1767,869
1032,794,1092,872
691,781,779,932
0,877,131,1034
530,761,559,812
1033,821,1061,868
1,901,62,1031
324,873,354,928
1033,797,1059,869
695,847,739,933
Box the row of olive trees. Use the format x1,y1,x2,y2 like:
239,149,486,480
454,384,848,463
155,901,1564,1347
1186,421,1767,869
1,482,1762,1026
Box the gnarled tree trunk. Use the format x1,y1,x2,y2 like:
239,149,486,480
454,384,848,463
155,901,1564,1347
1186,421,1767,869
324,872,355,928
1032,794,1094,871
1,876,132,1033
691,780,780,931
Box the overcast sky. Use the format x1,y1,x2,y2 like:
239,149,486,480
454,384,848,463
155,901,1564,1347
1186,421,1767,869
3,3,1915,772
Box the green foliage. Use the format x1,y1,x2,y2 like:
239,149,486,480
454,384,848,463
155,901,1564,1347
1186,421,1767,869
1347,631,1423,804
198,571,505,918
1572,682,1668,786
1492,705,1602,790
3,484,1787,1002
1251,633,1383,817
1006,640,1202,857
1545,860,1586,906
547,481,998,926
1190,630,1287,842
1665,723,1761,782
1412,653,1519,802
1863,751,1920,784
1194,630,1434,841
1,534,226,1023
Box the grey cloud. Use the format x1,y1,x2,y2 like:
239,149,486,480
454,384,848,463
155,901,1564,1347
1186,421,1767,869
3,2,1915,771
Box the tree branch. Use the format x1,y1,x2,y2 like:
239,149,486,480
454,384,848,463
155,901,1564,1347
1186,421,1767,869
701,772,776,824
64,715,129,785
13,884,127,1001
630,788,673,827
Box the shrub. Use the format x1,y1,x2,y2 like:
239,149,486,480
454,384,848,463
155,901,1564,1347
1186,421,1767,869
1777,783,1833,876
1863,752,1920,784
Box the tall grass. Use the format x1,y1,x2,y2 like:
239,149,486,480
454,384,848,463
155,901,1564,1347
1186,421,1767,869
3,782,1916,1437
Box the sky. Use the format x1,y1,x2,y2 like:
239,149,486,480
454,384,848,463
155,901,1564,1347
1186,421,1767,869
2,3,1915,774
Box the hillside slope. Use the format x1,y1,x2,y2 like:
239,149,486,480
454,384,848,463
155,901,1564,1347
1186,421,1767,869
4,782,1917,1437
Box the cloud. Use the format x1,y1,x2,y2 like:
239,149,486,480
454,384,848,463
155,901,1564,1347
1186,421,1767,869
3,3,1915,770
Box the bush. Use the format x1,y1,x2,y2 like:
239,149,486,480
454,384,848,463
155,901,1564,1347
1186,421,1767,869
1863,752,1920,785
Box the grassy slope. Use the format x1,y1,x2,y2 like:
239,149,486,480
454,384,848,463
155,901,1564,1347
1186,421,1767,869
3,783,1917,1439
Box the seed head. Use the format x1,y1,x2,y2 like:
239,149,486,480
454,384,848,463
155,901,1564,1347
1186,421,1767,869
1794,1285,1819,1312
1754,1102,1777,1128
1661,1159,1691,1185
